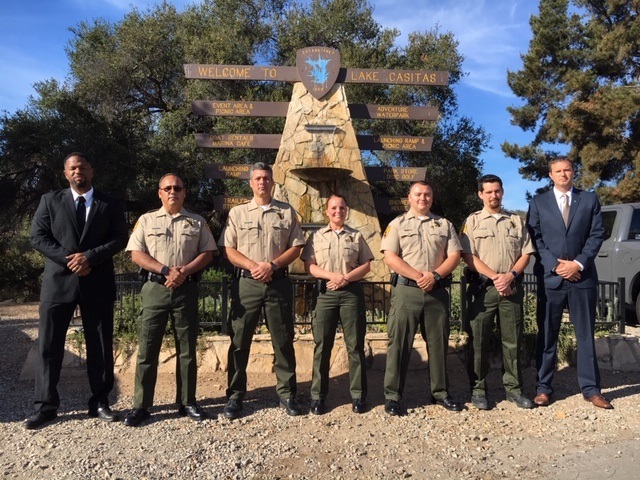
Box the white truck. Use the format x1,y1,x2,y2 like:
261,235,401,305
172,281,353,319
596,203,640,322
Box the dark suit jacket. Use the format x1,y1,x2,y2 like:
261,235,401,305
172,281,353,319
527,188,605,289
30,188,129,303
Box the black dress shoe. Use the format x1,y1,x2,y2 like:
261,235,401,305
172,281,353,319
280,397,302,416
123,408,150,427
352,398,367,414
311,400,325,415
471,395,489,410
384,400,402,416
435,396,463,412
88,406,119,422
507,393,534,409
223,399,243,420
24,410,57,430
178,403,208,421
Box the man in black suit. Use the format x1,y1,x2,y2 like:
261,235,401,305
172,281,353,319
25,152,128,429
527,157,611,409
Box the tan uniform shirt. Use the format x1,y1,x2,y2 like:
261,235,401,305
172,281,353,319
301,225,374,274
380,211,461,271
126,207,217,265
460,208,535,273
218,198,305,261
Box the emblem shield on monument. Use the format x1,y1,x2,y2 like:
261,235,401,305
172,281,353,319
296,47,341,100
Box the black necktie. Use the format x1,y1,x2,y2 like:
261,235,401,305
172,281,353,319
76,196,86,233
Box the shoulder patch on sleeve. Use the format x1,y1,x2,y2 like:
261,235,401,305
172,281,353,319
382,225,391,238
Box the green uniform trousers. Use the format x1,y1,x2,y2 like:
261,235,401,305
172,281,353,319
465,283,524,397
311,283,367,401
134,281,199,408
384,284,450,402
227,276,297,400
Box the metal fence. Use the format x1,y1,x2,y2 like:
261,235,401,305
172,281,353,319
113,275,626,335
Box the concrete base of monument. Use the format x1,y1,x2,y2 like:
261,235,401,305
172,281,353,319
20,331,640,381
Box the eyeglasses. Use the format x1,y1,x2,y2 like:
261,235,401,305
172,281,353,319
159,185,184,192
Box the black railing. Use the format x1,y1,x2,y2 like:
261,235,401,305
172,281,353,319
111,276,626,334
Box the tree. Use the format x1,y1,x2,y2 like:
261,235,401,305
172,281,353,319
504,0,640,202
273,0,487,227
0,0,488,297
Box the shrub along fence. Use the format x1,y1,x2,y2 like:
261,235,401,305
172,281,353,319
111,274,626,340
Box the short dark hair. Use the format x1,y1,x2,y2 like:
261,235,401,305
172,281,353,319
549,157,574,171
478,174,503,191
63,152,91,167
249,162,273,179
158,173,184,188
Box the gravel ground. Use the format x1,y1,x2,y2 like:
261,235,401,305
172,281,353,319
1,302,639,480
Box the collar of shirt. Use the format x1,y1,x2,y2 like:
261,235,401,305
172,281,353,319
479,207,508,220
156,206,188,218
406,210,437,222
71,187,94,208
553,186,573,209
248,197,280,213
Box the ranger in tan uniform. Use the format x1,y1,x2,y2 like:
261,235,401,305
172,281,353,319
218,162,305,419
301,194,374,415
381,181,462,416
460,174,535,410
124,174,217,426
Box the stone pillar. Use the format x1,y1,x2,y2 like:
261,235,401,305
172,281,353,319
272,82,388,283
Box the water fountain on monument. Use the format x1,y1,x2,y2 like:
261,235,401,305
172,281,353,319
289,123,352,236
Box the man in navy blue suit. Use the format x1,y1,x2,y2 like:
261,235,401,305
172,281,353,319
25,152,128,429
527,158,611,409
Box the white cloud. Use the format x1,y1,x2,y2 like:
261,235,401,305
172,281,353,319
371,0,534,97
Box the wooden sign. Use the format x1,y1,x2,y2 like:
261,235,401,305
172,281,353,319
184,64,449,86
349,104,438,120
196,133,433,151
195,133,281,149
213,196,252,211
192,101,438,120
374,198,409,214
192,101,288,117
364,167,427,182
204,164,250,179
357,135,433,152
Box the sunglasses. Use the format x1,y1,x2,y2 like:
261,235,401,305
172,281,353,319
160,185,184,192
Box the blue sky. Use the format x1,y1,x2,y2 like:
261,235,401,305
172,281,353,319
0,0,549,211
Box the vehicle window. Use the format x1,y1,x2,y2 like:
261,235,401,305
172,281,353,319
628,208,640,240
602,211,617,241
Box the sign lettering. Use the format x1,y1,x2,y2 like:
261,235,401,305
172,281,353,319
184,65,449,86
374,198,410,214
213,196,252,211
364,167,427,182
204,164,251,179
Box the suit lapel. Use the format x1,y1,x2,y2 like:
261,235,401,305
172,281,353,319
544,190,565,227
567,189,581,228
83,194,101,240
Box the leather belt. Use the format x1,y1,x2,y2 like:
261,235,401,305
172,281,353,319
147,272,198,285
240,268,288,281
397,275,420,288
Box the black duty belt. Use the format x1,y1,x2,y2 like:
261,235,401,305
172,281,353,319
240,268,288,281
147,272,198,285
397,275,420,288
396,274,452,289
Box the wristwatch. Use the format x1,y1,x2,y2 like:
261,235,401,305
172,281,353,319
160,265,169,276
432,271,442,282
510,270,518,278
270,262,278,272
